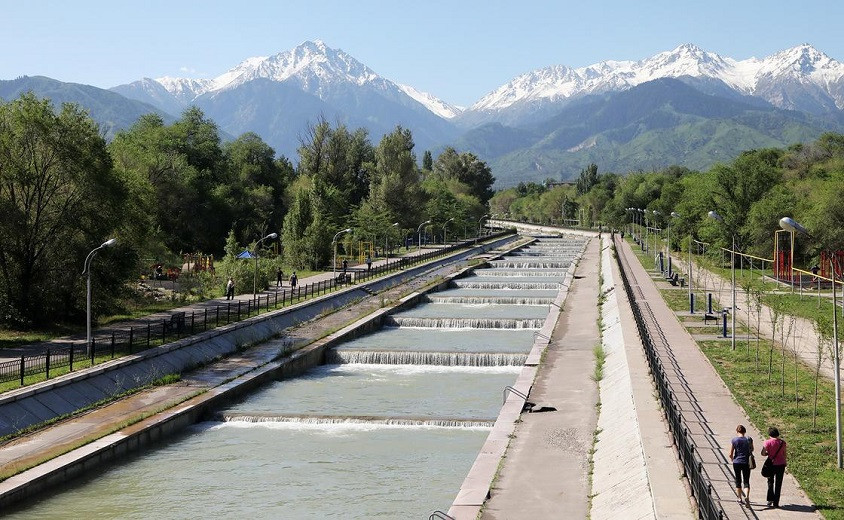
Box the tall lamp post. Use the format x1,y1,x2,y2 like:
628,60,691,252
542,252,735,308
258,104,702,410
253,232,278,299
333,228,353,281
709,210,736,350
83,238,117,355
780,216,841,469
385,222,398,257
477,214,490,244
443,217,454,246
417,220,431,251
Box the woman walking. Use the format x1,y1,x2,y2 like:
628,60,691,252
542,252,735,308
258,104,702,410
761,427,787,508
728,424,754,506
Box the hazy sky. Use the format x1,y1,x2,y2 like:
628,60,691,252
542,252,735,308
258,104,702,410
3,0,842,106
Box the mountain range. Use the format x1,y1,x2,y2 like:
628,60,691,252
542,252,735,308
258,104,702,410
3,41,844,186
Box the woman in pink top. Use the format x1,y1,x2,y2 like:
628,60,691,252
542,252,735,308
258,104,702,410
760,426,787,508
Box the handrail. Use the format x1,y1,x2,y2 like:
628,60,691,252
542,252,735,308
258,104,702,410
503,385,529,404
429,511,455,520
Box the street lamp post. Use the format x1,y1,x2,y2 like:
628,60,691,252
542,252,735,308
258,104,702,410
385,222,398,257
443,217,454,246
333,228,353,282
780,216,842,469
253,232,278,300
709,210,736,350
476,214,490,244
83,238,117,355
417,220,431,251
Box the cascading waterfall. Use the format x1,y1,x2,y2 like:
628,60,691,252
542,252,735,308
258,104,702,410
452,281,563,290
488,261,571,269
424,295,554,305
217,413,495,429
326,349,529,366
384,317,545,329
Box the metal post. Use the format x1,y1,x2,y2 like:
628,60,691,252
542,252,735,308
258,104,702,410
832,257,842,469
731,235,736,350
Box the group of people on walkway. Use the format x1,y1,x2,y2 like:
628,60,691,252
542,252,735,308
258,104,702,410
729,424,788,509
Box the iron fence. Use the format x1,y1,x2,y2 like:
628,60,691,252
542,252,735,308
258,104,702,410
614,237,726,520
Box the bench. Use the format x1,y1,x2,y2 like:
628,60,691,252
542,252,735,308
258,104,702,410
667,273,686,287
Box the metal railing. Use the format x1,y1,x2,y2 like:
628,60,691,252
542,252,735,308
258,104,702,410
1,231,514,388
614,237,726,520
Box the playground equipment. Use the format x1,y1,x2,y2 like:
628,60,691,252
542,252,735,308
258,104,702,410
182,253,215,275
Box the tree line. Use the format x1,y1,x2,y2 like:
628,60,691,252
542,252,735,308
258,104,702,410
491,134,844,263
0,94,494,327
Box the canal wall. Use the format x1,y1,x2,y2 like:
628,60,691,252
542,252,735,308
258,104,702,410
0,234,518,439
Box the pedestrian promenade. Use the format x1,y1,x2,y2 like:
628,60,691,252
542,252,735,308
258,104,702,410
617,237,819,518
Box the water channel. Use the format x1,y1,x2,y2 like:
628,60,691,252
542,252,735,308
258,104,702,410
7,237,587,519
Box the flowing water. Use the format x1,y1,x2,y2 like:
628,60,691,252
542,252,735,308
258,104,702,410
7,236,587,519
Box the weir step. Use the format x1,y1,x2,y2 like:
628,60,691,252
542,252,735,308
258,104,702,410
216,412,496,429
326,349,529,366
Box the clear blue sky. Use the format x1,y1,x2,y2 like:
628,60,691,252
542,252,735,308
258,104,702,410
3,0,842,107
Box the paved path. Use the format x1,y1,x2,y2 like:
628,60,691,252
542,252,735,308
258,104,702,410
481,237,601,519
617,237,819,518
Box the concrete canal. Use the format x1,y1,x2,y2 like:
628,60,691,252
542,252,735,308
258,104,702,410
5,236,587,519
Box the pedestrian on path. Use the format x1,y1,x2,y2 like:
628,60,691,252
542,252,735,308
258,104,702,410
290,271,297,290
276,267,284,287
761,427,787,508
225,277,235,300
728,424,754,507
365,254,372,272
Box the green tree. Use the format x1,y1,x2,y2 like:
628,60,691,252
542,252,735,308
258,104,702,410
0,93,128,326
432,147,495,204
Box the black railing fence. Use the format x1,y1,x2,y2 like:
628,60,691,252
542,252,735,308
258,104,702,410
614,237,726,520
1,231,512,387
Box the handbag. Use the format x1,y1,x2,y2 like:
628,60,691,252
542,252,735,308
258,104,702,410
760,440,783,477
749,454,757,470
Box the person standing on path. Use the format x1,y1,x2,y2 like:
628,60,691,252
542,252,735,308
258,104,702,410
225,277,235,300
276,267,284,287
761,427,787,508
365,254,372,272
289,271,297,290
728,424,754,507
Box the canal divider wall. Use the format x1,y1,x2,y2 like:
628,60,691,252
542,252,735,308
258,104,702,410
0,234,519,439
448,235,587,519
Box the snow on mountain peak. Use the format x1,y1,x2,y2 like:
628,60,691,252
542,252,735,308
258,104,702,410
398,84,463,119
471,43,844,112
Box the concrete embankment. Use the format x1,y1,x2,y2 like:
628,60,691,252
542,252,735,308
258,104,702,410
0,234,516,439
591,237,692,519
0,235,523,509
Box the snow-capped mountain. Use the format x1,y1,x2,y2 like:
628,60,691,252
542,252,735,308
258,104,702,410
112,40,458,158
463,43,844,126
397,83,462,119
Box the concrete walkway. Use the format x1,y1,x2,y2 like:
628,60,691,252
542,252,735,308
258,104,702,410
617,237,819,518
481,237,601,519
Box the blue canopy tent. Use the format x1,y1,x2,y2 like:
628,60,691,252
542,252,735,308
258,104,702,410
236,251,254,259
